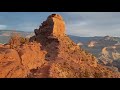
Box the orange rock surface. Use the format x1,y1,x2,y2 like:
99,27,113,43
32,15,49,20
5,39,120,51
0,14,120,78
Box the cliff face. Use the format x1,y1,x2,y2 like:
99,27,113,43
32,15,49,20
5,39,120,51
88,41,97,47
0,14,120,78
98,46,120,71
34,14,65,38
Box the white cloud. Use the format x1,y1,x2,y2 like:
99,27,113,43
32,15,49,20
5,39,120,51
63,12,120,37
15,22,39,32
0,25,7,29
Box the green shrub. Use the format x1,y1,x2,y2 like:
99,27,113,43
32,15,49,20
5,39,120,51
20,37,29,44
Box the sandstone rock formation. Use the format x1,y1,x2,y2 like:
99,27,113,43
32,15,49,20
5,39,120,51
34,14,65,38
98,46,120,71
0,48,28,78
77,42,83,46
88,41,97,47
0,14,120,78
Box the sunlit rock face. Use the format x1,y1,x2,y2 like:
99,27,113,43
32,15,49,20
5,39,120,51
0,14,120,78
34,14,66,38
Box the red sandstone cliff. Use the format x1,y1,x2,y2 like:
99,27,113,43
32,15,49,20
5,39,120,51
0,14,120,78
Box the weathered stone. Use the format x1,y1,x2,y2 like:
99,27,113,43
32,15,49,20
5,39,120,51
34,14,65,37
0,14,120,78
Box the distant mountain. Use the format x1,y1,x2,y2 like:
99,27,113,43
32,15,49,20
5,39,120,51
0,30,34,37
77,36,120,72
0,30,34,44
69,35,102,44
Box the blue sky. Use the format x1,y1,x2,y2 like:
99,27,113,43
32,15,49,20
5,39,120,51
0,12,120,37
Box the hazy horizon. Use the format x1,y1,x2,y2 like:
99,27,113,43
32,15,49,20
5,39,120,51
0,12,120,37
